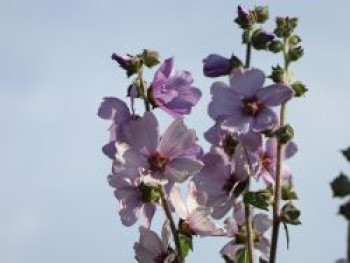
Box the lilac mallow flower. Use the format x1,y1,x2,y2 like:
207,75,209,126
108,172,159,227
150,57,201,118
169,182,225,237
221,202,271,262
256,138,298,185
204,120,262,157
194,148,257,219
208,67,294,132
134,226,177,263
97,97,132,159
120,111,203,184
203,54,232,78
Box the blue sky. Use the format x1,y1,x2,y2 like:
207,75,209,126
1,0,350,262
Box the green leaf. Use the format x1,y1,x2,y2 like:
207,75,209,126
244,189,273,211
235,248,250,263
330,173,350,198
282,183,298,201
282,221,290,249
179,234,193,258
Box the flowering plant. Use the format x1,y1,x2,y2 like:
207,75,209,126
98,4,306,263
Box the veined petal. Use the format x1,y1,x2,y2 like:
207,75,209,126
166,157,203,182
253,214,272,234
158,119,196,159
169,184,188,219
253,107,278,132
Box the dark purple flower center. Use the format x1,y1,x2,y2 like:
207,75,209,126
148,152,169,173
242,96,263,116
222,174,247,197
223,134,238,156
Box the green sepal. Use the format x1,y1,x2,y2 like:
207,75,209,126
179,233,193,258
330,173,350,198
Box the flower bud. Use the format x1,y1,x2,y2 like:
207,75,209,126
289,35,302,46
288,46,304,62
203,54,232,77
281,202,301,225
268,40,284,53
342,147,350,162
111,53,142,77
274,17,298,38
339,201,350,220
253,6,269,24
291,81,308,97
269,65,285,83
331,173,350,198
142,49,160,68
251,29,275,50
275,124,294,144
244,189,273,211
235,5,254,29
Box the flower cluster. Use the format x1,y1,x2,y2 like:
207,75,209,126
98,4,305,263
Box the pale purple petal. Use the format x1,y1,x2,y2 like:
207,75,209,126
234,202,246,226
119,205,140,227
230,68,265,98
253,214,272,234
166,157,203,182
169,185,188,219
258,84,294,106
222,112,252,132
143,204,156,228
97,97,130,123
188,207,225,236
137,226,164,257
208,81,242,120
255,237,270,261
122,112,159,153
284,141,298,159
158,119,196,159
186,182,207,214
102,141,117,159
266,138,278,158
220,241,245,261
240,131,263,152
253,107,278,132
153,57,174,87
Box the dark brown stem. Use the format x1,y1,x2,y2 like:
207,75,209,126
159,186,183,262
269,37,290,263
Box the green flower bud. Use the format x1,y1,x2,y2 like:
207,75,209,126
244,189,273,211
330,173,350,198
268,40,284,53
289,35,302,46
275,124,294,144
178,233,193,258
269,65,285,83
282,182,298,201
142,49,160,68
341,147,350,162
274,17,298,38
281,202,301,225
253,6,269,23
138,182,161,203
288,46,304,62
291,81,308,97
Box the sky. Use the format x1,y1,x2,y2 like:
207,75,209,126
0,0,350,262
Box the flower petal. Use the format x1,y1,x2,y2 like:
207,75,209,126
97,97,130,123
189,207,225,236
122,112,159,153
253,214,272,234
253,107,278,132
230,68,265,98
143,204,156,228
284,141,298,159
258,84,294,106
169,184,188,219
158,119,196,159
166,157,203,182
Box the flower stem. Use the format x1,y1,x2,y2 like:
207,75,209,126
347,222,350,261
138,67,150,112
159,186,184,262
243,28,254,263
269,38,290,263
